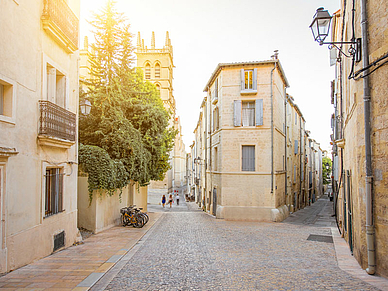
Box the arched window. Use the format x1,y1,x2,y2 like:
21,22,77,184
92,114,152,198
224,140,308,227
156,84,161,95
155,63,160,78
145,63,151,79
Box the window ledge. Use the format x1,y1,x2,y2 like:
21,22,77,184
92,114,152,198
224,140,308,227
240,89,257,95
0,115,16,125
38,135,75,149
0,147,19,158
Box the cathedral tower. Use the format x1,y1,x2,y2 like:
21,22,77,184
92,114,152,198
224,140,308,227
136,32,186,197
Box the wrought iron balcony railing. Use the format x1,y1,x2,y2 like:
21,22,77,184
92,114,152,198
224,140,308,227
39,100,76,142
41,0,79,53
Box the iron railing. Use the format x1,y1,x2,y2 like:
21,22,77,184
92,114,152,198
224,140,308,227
39,100,76,141
42,0,79,49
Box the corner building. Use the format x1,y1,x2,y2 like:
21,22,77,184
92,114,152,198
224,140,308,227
0,0,80,272
203,59,290,221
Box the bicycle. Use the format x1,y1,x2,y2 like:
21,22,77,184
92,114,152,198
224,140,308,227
120,205,149,228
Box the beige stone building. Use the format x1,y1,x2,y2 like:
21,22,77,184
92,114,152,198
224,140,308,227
188,56,325,222
0,0,80,272
328,0,388,278
136,32,186,197
201,57,291,221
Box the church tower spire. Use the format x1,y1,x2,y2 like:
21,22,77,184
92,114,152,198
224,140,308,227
151,31,155,49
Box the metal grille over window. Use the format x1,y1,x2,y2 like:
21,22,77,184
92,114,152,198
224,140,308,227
45,168,64,217
242,101,255,126
242,145,255,171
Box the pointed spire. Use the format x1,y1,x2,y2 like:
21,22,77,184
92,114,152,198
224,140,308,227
165,31,170,47
137,32,141,48
142,39,144,49
151,31,155,49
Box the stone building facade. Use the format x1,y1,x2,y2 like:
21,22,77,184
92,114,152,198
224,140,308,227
189,56,324,221
329,0,388,278
0,0,80,273
136,32,186,197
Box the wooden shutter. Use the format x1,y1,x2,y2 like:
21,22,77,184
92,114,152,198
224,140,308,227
240,69,245,90
234,100,242,126
294,140,298,154
215,78,218,97
255,99,263,126
253,68,257,91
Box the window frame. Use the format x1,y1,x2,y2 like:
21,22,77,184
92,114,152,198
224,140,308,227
145,63,151,79
43,55,69,110
155,63,161,79
0,74,16,124
240,68,257,94
42,162,66,219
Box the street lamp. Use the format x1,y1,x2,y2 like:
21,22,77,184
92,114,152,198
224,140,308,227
79,99,92,116
310,7,361,61
310,7,332,44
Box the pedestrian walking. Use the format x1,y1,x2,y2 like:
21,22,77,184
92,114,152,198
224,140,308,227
168,194,173,208
176,193,180,205
161,195,166,208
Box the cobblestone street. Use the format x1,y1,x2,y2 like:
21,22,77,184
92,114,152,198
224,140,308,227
92,197,382,290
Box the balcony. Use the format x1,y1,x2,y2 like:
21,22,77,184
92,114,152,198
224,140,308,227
41,0,79,53
38,100,76,148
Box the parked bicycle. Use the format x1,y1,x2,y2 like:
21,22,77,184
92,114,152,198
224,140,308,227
120,205,149,228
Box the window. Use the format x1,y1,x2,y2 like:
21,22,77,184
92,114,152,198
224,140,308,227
156,84,161,95
214,147,218,171
240,68,257,93
242,145,255,171
45,168,63,217
242,101,255,126
145,63,151,79
213,107,219,131
155,64,160,78
294,140,299,154
0,78,15,122
234,99,263,126
46,64,67,108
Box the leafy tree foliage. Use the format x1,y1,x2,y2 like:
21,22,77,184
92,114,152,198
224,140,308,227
322,157,332,185
79,0,175,198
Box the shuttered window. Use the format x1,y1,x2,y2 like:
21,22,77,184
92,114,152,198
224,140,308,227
234,99,263,127
240,69,257,92
242,145,255,171
294,140,298,154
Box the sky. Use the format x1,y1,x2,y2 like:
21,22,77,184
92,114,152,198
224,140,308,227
80,0,340,153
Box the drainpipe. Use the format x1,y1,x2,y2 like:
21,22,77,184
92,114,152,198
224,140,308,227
360,0,375,275
284,91,287,199
270,61,277,194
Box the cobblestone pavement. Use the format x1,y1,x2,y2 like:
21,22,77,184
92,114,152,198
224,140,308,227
99,199,379,290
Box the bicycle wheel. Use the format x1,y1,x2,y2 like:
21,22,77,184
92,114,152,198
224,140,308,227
134,214,144,228
142,212,149,224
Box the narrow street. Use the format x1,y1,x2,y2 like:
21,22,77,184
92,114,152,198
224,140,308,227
90,196,384,290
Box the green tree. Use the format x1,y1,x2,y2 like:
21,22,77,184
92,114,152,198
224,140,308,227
79,0,176,199
322,157,332,185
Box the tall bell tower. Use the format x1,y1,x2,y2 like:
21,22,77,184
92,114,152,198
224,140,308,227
136,31,175,115
136,32,186,197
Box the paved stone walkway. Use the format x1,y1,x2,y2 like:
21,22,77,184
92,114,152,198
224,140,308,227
94,196,387,290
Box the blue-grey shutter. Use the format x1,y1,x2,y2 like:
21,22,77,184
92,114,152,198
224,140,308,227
234,100,242,126
253,68,257,91
255,99,263,126
215,78,218,97
240,69,245,90
242,146,255,171
294,140,298,154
